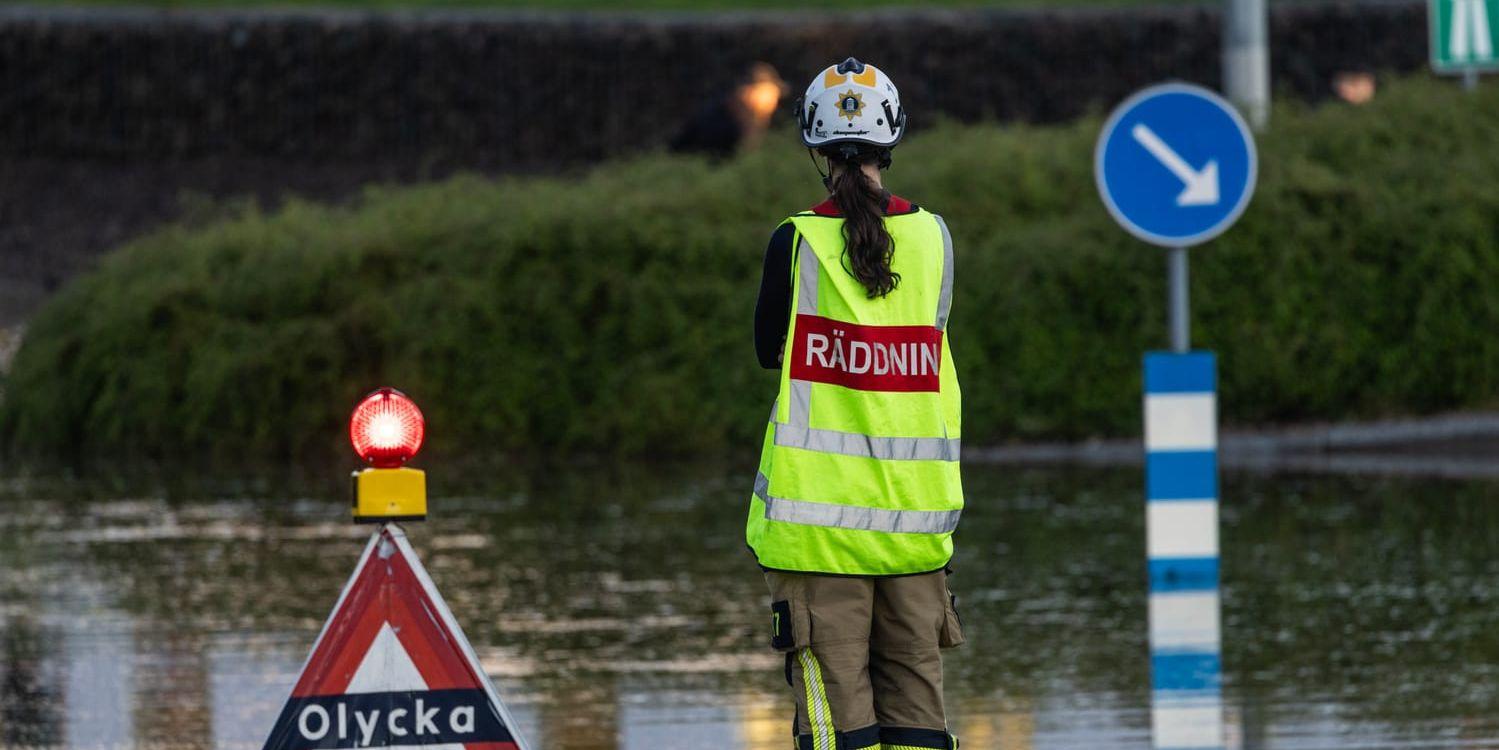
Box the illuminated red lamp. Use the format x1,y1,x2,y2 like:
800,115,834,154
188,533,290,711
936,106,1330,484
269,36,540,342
349,388,426,468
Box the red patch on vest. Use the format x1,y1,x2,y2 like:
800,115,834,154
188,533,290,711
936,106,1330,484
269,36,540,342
810,198,841,216
808,195,915,216
789,315,942,392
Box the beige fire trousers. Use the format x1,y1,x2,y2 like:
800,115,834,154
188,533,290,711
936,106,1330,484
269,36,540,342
765,570,964,750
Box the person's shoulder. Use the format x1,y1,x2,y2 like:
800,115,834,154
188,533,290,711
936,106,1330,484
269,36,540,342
892,203,949,240
765,221,797,251
791,194,925,218
791,198,841,218
899,199,947,222
885,194,921,216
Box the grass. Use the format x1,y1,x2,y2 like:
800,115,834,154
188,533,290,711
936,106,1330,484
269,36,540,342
5,76,1499,464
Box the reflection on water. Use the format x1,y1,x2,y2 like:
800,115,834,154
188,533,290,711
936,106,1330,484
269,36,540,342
2,616,63,746
1,465,1498,748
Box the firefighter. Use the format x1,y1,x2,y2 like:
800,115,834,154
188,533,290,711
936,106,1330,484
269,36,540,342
748,58,964,750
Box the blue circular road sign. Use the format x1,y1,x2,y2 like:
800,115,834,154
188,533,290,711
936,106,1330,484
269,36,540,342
1095,83,1258,248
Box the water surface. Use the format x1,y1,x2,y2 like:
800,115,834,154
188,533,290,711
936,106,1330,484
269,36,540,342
2,464,1497,749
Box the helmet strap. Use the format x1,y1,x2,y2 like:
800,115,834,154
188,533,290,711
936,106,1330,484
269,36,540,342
809,148,832,191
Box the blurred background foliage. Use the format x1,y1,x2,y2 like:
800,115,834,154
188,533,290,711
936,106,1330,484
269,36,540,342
3,77,1497,464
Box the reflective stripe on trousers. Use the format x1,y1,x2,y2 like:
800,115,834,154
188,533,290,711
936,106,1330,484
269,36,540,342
755,473,961,535
799,648,836,750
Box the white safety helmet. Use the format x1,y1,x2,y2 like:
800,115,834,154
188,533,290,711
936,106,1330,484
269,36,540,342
797,57,906,156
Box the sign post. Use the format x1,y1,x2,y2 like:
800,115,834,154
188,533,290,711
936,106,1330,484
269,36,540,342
1431,0,1499,88
1095,83,1257,750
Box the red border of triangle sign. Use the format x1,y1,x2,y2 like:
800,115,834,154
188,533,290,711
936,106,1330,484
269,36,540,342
262,525,529,750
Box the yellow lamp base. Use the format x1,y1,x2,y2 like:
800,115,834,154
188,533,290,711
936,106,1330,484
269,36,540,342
352,467,427,522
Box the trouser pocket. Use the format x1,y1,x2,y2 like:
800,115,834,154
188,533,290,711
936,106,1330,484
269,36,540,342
766,572,813,653
938,587,965,649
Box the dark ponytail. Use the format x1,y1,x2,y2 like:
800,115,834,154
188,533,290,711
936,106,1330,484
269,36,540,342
828,154,899,299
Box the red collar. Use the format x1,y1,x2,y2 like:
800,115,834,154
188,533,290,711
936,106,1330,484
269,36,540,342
810,193,915,217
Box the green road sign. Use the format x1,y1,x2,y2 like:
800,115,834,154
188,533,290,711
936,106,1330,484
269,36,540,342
1432,0,1499,71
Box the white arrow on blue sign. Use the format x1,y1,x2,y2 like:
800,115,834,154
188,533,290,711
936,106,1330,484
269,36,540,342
1095,83,1259,248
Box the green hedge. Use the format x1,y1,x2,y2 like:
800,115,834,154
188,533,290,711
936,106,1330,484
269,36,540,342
5,78,1499,463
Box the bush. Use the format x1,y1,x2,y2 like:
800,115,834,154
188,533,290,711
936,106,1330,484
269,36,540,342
5,77,1499,464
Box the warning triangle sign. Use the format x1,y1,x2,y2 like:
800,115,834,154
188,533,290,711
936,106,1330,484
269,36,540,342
262,525,529,750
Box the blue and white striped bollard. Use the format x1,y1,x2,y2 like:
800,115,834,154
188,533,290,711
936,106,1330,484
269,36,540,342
1144,351,1223,750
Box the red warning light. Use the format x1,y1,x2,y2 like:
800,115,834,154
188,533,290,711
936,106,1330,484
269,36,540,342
349,388,425,468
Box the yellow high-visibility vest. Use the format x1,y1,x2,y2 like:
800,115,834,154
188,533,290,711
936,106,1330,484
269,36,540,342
746,205,963,576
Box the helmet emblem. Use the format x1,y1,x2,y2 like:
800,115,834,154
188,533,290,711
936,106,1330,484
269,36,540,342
835,90,864,121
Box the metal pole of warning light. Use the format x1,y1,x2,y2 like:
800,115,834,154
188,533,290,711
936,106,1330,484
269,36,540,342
1224,0,1271,129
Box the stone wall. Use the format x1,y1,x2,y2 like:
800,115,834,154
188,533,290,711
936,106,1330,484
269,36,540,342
0,2,1428,165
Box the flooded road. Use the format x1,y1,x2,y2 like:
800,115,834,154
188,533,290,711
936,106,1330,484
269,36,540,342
2,463,1498,749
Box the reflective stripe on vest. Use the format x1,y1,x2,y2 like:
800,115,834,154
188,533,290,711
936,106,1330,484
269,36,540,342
755,473,963,535
788,236,820,427
934,214,955,331
773,422,960,462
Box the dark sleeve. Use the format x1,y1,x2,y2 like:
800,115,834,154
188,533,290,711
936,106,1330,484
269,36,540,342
753,223,797,370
